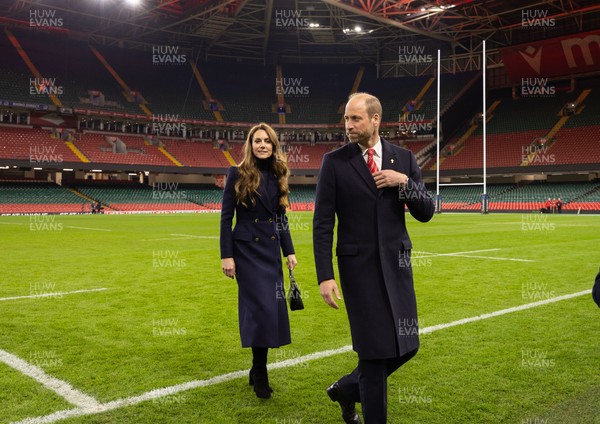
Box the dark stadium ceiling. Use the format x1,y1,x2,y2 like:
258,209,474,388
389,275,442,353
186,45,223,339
0,0,599,64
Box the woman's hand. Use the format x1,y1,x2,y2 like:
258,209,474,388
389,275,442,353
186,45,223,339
222,258,236,279
286,254,297,270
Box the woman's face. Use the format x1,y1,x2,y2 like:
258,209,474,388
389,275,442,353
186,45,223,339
252,129,273,160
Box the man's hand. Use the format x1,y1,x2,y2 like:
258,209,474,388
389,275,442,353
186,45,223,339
373,170,408,189
320,279,341,309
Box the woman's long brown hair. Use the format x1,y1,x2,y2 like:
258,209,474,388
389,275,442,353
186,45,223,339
235,123,290,208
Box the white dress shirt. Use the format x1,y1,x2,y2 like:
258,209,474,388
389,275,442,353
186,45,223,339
358,137,382,171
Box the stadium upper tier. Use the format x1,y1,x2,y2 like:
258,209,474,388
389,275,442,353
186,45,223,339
1,28,476,125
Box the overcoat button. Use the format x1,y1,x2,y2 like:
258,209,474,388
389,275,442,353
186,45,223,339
270,236,276,240
254,218,259,223
255,237,260,242
268,218,273,222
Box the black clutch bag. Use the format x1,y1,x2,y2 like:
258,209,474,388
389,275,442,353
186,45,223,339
287,269,304,311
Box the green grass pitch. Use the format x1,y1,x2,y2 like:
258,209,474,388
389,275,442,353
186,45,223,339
1,212,599,423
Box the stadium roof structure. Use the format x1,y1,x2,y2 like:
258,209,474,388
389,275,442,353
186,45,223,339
0,0,599,68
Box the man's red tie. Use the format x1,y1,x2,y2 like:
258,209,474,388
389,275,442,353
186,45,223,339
367,148,378,174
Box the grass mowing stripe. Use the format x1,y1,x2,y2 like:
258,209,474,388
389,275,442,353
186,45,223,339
63,226,112,232
0,350,101,410
13,289,591,424
0,288,109,302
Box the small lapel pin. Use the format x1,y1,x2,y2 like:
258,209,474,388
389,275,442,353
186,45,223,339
391,159,395,163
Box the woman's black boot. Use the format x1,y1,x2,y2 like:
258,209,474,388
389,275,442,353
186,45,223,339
251,347,272,398
252,366,272,399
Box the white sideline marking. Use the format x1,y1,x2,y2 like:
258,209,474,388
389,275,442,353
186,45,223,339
143,237,190,241
0,288,108,302
0,222,25,225
419,248,500,256
420,289,591,334
170,233,218,239
419,248,534,262
143,234,219,241
0,350,101,409
64,226,112,232
441,254,533,262
12,289,592,424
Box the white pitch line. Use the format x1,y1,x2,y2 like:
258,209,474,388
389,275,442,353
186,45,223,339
143,234,218,241
64,226,112,232
0,222,25,225
0,350,101,409
12,289,591,424
419,249,534,262
142,237,192,241
445,254,534,262
421,289,591,334
170,233,219,239
0,288,109,302
419,248,500,256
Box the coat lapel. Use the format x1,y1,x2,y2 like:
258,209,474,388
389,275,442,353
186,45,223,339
378,138,399,198
348,143,378,195
380,138,400,172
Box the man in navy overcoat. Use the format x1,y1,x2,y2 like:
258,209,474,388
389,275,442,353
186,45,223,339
313,93,434,423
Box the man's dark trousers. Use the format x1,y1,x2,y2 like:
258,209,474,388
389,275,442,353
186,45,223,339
336,348,419,423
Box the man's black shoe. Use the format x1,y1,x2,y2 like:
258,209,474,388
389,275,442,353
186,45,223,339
326,382,361,424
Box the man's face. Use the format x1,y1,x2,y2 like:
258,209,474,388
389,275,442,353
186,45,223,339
344,97,380,147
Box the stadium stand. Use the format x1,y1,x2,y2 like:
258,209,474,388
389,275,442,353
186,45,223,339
72,133,175,166
402,139,435,156
0,181,86,214
282,64,357,124
0,126,81,162
0,30,51,106
6,29,139,114
95,46,215,120
289,185,318,211
544,78,600,165
72,181,208,212
162,139,231,168
200,62,276,123
429,83,600,170
359,67,426,123
284,143,336,170
439,130,548,170
0,28,598,214
430,181,600,212
419,71,479,119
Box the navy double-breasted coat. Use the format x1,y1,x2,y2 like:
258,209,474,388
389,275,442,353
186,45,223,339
313,138,434,360
220,165,295,348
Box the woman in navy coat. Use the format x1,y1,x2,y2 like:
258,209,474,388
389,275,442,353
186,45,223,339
220,123,297,399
